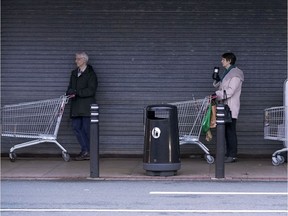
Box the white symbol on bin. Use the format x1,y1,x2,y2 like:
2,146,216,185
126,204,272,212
152,127,161,139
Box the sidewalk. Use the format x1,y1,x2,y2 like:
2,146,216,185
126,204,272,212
1,156,287,181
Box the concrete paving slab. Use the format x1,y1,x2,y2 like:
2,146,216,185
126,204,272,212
1,156,287,181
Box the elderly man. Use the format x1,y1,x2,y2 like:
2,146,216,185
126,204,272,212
66,52,98,160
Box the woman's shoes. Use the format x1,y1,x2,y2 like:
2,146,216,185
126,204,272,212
224,157,237,163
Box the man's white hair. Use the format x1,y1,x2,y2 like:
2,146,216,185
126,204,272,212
76,52,89,63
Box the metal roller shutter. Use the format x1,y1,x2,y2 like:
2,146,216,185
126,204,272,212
1,0,287,156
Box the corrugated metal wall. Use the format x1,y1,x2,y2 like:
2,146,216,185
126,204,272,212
1,0,287,156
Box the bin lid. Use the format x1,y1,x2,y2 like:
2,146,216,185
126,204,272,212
146,104,177,111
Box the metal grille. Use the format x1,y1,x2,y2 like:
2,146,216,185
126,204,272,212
1,96,69,139
264,106,286,142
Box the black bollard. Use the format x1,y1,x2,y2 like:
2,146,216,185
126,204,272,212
215,103,225,178
90,104,99,178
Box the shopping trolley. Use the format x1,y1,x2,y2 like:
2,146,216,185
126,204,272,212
170,96,214,164
264,106,287,166
1,95,70,162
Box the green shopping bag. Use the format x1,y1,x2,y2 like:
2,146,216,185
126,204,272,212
201,104,212,134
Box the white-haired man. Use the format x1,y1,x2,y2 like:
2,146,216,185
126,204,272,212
66,52,98,160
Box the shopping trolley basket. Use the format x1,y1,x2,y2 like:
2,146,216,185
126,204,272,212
1,95,70,162
170,96,214,164
264,106,287,166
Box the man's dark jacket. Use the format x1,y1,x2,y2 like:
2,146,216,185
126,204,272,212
67,64,98,117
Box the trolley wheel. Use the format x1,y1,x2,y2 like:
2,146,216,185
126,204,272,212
276,155,285,164
9,152,17,162
62,152,70,162
205,154,215,164
272,156,281,166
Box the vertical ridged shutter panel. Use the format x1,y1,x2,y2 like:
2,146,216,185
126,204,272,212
1,0,287,156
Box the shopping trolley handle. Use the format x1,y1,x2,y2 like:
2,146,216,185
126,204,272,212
210,93,217,100
61,94,74,103
66,94,75,99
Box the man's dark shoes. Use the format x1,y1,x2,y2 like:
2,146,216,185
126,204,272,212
224,157,237,163
75,151,90,161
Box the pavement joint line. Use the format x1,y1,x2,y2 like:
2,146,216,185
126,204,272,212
1,176,288,182
149,191,288,195
1,209,288,213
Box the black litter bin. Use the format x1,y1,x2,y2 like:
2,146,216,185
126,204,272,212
143,104,181,176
